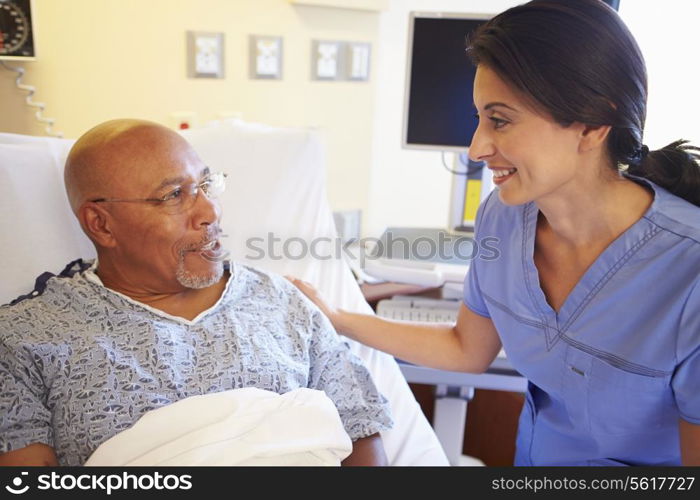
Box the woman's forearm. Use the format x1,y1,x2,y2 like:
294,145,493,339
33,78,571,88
333,309,479,372
286,276,497,372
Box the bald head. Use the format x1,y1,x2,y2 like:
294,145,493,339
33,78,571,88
62,119,224,294
64,119,194,214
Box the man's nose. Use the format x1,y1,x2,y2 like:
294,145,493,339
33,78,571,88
191,188,221,227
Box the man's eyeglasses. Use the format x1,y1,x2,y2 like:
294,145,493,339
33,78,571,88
90,172,227,215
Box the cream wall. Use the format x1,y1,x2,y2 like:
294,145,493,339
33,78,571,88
0,0,379,218
3,1,699,239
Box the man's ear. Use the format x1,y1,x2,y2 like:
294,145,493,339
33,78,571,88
579,123,612,153
79,203,117,248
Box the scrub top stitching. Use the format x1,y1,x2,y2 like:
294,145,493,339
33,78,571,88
521,203,560,351
560,335,671,377
643,214,700,247
482,291,546,329
559,226,662,334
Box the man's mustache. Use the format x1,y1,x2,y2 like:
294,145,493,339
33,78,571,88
181,226,224,252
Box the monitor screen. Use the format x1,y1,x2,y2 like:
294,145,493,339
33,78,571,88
402,12,491,152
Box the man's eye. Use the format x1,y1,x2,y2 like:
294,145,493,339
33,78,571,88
162,187,183,202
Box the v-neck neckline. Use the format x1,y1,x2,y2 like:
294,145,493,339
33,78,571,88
83,260,236,326
522,176,662,341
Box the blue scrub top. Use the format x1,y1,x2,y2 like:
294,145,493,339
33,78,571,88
464,176,700,466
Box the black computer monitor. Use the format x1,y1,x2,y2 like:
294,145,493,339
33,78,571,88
401,2,620,153
402,12,491,152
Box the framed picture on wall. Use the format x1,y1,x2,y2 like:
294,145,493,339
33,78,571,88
249,35,283,79
187,31,225,78
346,42,370,81
311,40,342,81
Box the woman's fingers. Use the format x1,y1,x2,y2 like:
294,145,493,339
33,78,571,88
286,275,318,300
285,275,336,319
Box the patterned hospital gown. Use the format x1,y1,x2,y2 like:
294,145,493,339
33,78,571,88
0,261,392,465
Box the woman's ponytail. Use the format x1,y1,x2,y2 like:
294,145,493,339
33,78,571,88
627,140,700,207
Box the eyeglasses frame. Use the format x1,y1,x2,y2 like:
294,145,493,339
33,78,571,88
89,171,228,208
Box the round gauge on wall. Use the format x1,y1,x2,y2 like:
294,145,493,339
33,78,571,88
0,0,35,60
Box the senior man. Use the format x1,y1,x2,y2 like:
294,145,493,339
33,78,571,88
0,119,391,466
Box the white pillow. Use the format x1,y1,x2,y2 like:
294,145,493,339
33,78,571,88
0,134,93,305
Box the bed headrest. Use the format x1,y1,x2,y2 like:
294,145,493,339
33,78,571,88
0,120,343,305
0,133,92,305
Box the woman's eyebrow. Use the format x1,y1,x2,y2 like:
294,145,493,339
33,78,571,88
484,102,518,112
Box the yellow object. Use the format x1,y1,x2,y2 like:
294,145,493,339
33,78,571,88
462,179,482,223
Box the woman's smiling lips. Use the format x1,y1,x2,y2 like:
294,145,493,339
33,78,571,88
490,166,518,185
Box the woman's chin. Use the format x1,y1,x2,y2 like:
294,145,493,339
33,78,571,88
497,188,529,207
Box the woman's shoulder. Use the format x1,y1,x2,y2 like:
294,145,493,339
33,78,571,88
646,181,700,245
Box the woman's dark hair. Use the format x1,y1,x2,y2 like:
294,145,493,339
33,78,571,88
467,0,700,206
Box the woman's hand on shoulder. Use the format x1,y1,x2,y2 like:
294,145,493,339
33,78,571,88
286,276,340,325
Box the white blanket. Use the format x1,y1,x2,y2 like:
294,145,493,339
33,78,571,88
85,388,353,466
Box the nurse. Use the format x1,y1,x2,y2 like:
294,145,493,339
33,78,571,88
290,0,700,465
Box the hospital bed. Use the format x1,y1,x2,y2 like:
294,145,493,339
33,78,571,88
0,119,449,466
